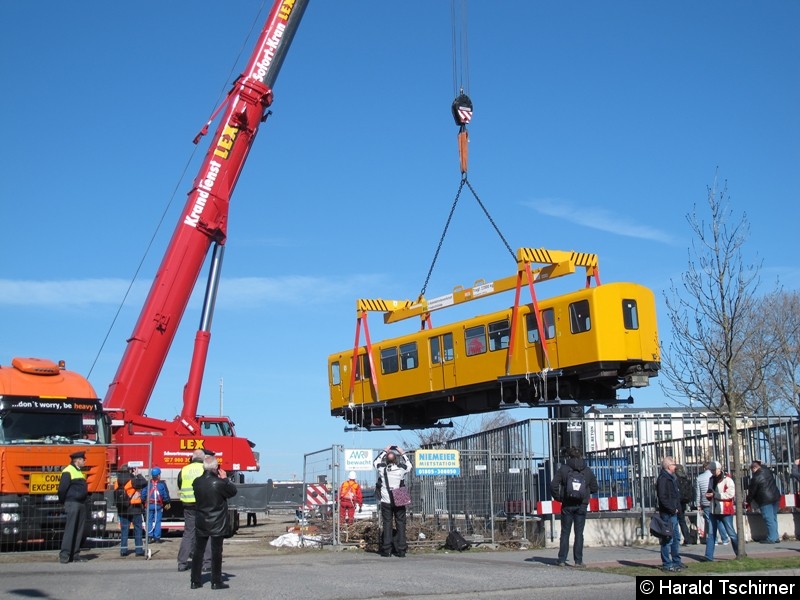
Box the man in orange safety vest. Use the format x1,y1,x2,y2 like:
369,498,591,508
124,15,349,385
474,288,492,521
339,471,363,525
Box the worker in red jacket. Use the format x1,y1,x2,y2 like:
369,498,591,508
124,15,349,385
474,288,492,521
339,471,363,525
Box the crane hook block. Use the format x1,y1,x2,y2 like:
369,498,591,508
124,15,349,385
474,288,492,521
451,93,473,127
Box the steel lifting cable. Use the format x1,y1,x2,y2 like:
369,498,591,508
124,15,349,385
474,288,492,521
419,177,515,298
419,0,514,297
87,3,268,379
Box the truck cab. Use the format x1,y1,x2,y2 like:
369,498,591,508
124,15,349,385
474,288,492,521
0,357,110,546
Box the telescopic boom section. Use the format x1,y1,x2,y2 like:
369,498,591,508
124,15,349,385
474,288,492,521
103,0,309,418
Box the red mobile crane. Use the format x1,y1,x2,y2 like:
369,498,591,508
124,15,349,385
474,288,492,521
103,0,309,482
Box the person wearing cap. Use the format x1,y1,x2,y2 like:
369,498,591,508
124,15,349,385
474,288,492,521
703,460,739,561
144,467,171,543
695,460,729,546
190,455,237,590
746,460,780,544
339,471,363,525
115,463,147,557
57,450,89,564
177,449,212,572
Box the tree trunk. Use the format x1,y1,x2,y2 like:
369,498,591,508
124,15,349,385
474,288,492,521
729,414,747,558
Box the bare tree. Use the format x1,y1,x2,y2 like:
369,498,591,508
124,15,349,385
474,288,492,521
403,412,517,449
661,174,764,559
760,291,800,416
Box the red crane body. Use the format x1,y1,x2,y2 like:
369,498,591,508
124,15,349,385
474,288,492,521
103,0,309,474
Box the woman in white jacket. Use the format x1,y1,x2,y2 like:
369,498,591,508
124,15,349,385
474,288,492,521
703,463,739,561
374,445,410,557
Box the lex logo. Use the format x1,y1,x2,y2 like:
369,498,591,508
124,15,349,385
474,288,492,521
180,439,205,450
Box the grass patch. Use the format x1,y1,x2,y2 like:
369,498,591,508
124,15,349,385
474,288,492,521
596,556,800,577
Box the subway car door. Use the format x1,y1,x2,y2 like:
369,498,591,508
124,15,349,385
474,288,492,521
622,298,643,359
429,332,456,392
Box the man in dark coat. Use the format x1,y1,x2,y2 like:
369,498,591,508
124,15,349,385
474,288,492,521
550,447,598,567
746,460,781,544
58,450,88,563
190,455,237,590
656,456,685,572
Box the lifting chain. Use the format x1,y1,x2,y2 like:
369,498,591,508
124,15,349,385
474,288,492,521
419,176,515,298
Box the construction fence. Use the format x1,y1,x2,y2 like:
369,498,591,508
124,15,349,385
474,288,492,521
301,414,800,549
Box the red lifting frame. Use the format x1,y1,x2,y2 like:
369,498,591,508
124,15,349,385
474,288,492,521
348,310,381,405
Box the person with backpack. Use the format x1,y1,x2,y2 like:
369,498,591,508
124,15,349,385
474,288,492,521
550,447,598,568
115,463,147,557
674,464,693,545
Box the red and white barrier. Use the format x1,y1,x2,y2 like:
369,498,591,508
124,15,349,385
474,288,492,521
589,496,632,512
536,500,562,515
305,484,328,508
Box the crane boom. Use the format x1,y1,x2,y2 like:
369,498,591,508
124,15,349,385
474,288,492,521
104,0,308,419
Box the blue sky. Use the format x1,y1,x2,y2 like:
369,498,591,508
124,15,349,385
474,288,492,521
1,1,798,480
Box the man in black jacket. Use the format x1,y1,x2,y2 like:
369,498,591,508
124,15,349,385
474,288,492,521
656,456,685,572
550,447,598,568
58,450,89,564
746,460,781,544
190,455,237,590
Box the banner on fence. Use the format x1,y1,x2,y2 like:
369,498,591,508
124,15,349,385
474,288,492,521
415,449,461,476
344,448,374,471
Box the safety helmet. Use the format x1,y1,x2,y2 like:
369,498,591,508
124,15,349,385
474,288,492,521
348,471,357,480
151,467,161,477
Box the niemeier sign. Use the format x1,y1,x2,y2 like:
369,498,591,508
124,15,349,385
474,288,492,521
414,449,460,476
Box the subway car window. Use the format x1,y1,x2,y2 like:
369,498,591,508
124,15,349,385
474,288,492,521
526,308,556,343
400,342,418,370
623,299,639,330
430,337,441,364
331,361,341,385
443,332,454,361
569,300,591,334
488,319,510,351
380,347,399,374
465,325,487,356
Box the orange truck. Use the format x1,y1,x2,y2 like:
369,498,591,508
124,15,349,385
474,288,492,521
0,357,110,546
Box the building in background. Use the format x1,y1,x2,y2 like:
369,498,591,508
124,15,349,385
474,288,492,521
584,407,729,463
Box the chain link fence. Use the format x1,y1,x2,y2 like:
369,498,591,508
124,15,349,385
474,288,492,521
301,414,799,549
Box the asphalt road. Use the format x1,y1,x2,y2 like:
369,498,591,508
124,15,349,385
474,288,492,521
0,548,636,600
1,530,797,600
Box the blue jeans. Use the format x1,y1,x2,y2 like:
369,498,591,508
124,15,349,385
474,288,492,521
659,513,682,568
759,502,779,543
705,514,738,560
702,506,729,542
558,504,588,564
119,513,144,555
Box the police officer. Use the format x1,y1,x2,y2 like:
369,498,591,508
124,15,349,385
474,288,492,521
177,449,213,572
58,450,88,564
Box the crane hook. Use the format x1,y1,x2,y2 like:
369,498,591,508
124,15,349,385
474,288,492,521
451,92,472,175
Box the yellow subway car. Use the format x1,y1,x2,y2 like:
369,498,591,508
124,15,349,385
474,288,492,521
329,281,660,428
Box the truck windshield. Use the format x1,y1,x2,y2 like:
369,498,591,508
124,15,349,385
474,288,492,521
0,410,105,444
